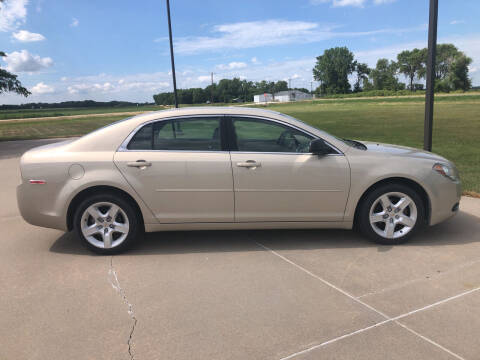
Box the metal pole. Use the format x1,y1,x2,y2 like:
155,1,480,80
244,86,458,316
424,0,438,151
166,0,178,108
210,72,214,103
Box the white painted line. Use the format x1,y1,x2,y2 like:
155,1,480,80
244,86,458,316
391,286,480,322
278,318,393,360
357,258,480,299
255,241,473,360
254,241,390,319
395,321,466,360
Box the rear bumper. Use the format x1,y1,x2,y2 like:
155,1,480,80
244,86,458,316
17,182,67,231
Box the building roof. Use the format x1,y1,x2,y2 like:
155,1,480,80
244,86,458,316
274,90,310,96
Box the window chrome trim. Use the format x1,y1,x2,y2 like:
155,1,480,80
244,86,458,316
117,114,224,152
117,113,344,156
228,115,344,156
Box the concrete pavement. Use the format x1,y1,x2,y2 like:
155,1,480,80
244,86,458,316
1,138,480,360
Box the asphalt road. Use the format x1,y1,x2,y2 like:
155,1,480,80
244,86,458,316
1,139,480,360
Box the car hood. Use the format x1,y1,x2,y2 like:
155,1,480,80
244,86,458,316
361,141,449,162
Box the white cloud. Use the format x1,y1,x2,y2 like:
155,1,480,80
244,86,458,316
450,20,465,25
251,57,259,64
0,0,28,32
70,17,79,27
197,75,211,83
65,73,170,97
12,29,45,42
3,50,53,72
68,82,114,94
31,82,54,94
173,19,425,54
216,61,247,70
60,76,68,81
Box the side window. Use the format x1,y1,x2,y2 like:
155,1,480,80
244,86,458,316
127,124,152,150
153,117,222,151
232,117,313,153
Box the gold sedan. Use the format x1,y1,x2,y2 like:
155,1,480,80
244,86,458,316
17,107,461,254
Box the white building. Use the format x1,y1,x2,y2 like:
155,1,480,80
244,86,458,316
273,90,312,102
254,93,274,103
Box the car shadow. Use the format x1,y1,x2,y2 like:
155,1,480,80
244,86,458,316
49,210,480,256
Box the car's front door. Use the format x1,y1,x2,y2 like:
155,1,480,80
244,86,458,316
228,116,350,222
114,116,234,223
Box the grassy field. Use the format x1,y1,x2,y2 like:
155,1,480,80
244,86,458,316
0,97,478,192
0,105,162,120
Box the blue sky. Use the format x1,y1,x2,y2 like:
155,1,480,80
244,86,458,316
1,0,479,104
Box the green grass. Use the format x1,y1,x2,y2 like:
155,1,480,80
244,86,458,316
0,97,479,192
266,100,480,192
0,115,126,140
0,105,161,120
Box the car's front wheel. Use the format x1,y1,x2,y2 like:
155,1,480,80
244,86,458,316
74,193,141,254
358,183,425,245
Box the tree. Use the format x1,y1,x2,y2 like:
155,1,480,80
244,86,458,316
433,44,460,80
1,1,30,96
0,51,31,97
448,54,472,91
417,44,472,92
397,48,426,91
273,80,288,93
313,47,355,94
370,59,404,91
353,62,371,92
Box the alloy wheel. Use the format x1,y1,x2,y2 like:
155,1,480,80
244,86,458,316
80,202,129,249
369,192,417,239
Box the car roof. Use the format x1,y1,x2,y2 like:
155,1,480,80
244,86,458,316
69,106,347,153
128,106,301,126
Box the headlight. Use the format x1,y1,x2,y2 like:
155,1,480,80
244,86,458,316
433,163,458,181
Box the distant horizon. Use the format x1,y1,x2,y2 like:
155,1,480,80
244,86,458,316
1,0,479,105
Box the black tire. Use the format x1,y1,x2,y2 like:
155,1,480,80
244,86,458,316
357,183,426,245
73,192,142,254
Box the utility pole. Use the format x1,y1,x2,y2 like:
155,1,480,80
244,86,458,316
166,0,178,108
288,78,291,101
210,72,214,103
310,81,313,94
424,0,438,151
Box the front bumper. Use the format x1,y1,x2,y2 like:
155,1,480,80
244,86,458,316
428,177,461,226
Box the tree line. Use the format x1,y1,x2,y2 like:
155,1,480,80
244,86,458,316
0,100,153,111
313,44,472,95
152,79,307,105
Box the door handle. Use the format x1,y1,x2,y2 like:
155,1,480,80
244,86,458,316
127,160,152,168
236,160,261,169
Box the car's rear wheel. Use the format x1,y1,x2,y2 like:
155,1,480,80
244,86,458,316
74,193,141,254
358,183,425,245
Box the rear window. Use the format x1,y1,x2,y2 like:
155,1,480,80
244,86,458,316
126,117,222,151
127,124,152,150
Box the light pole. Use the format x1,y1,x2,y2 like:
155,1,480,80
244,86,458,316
166,0,178,108
424,0,438,151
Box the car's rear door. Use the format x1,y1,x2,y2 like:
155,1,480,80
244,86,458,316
228,116,350,222
114,116,234,223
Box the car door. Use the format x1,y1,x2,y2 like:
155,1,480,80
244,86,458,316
228,116,350,222
114,116,234,223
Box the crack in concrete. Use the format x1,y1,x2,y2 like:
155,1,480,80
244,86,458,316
108,256,137,360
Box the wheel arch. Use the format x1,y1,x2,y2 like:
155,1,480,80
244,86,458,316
66,185,145,231
353,177,431,228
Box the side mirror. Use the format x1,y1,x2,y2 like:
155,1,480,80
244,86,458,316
309,138,331,155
